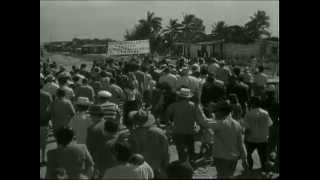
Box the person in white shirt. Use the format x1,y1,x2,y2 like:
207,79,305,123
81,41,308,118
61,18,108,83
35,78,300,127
103,141,154,179
208,58,220,76
158,67,178,92
43,74,59,99
197,100,248,179
176,67,201,100
243,96,273,174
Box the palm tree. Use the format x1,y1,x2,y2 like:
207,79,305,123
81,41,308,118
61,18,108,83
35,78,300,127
212,21,228,38
245,10,271,40
138,11,162,38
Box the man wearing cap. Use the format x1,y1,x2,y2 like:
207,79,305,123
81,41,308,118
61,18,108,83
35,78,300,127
128,110,169,178
196,100,248,179
97,90,121,124
50,89,76,132
69,97,93,144
86,105,107,176
159,66,178,92
74,78,95,102
166,88,201,163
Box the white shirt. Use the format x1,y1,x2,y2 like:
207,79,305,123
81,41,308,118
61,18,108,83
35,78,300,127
60,85,75,100
43,82,59,96
103,162,154,180
254,73,268,87
243,108,273,143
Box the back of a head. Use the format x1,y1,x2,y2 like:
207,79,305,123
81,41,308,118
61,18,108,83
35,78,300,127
250,96,261,108
167,160,193,179
58,77,68,85
228,93,239,104
82,78,88,85
72,76,80,83
258,66,264,73
104,120,119,134
233,67,241,77
113,141,133,162
215,100,233,117
56,88,66,98
55,127,74,146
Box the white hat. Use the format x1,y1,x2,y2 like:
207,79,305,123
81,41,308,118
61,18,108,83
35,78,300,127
98,90,112,98
75,97,92,106
176,88,193,98
75,74,85,79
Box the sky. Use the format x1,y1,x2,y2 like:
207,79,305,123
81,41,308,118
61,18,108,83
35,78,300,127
40,1,279,43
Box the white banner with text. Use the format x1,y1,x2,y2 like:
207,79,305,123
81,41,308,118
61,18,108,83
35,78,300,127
107,40,150,56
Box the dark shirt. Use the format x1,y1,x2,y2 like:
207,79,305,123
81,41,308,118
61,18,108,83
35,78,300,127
201,80,226,106
227,82,249,106
130,125,169,171
166,100,198,134
262,98,279,123
40,90,53,127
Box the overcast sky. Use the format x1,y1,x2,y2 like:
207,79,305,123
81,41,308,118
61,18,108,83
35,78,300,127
40,1,279,43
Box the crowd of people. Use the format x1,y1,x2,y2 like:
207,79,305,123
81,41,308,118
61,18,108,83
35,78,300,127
40,55,279,179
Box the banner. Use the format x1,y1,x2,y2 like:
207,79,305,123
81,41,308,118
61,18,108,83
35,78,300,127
107,40,150,56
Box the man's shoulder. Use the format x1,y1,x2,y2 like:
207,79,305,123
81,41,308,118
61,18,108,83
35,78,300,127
148,126,166,136
258,108,270,115
40,90,51,98
214,79,224,85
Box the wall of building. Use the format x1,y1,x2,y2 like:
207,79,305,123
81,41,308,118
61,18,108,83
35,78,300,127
220,42,261,60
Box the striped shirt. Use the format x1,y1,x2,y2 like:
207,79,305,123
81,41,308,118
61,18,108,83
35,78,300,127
100,102,120,122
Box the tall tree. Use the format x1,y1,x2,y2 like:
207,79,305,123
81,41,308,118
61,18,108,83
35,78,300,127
124,11,162,53
211,21,228,38
181,14,206,42
161,19,184,51
245,10,271,40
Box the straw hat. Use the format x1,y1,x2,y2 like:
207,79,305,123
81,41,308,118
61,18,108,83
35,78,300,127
176,88,193,98
98,90,112,98
75,97,92,106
